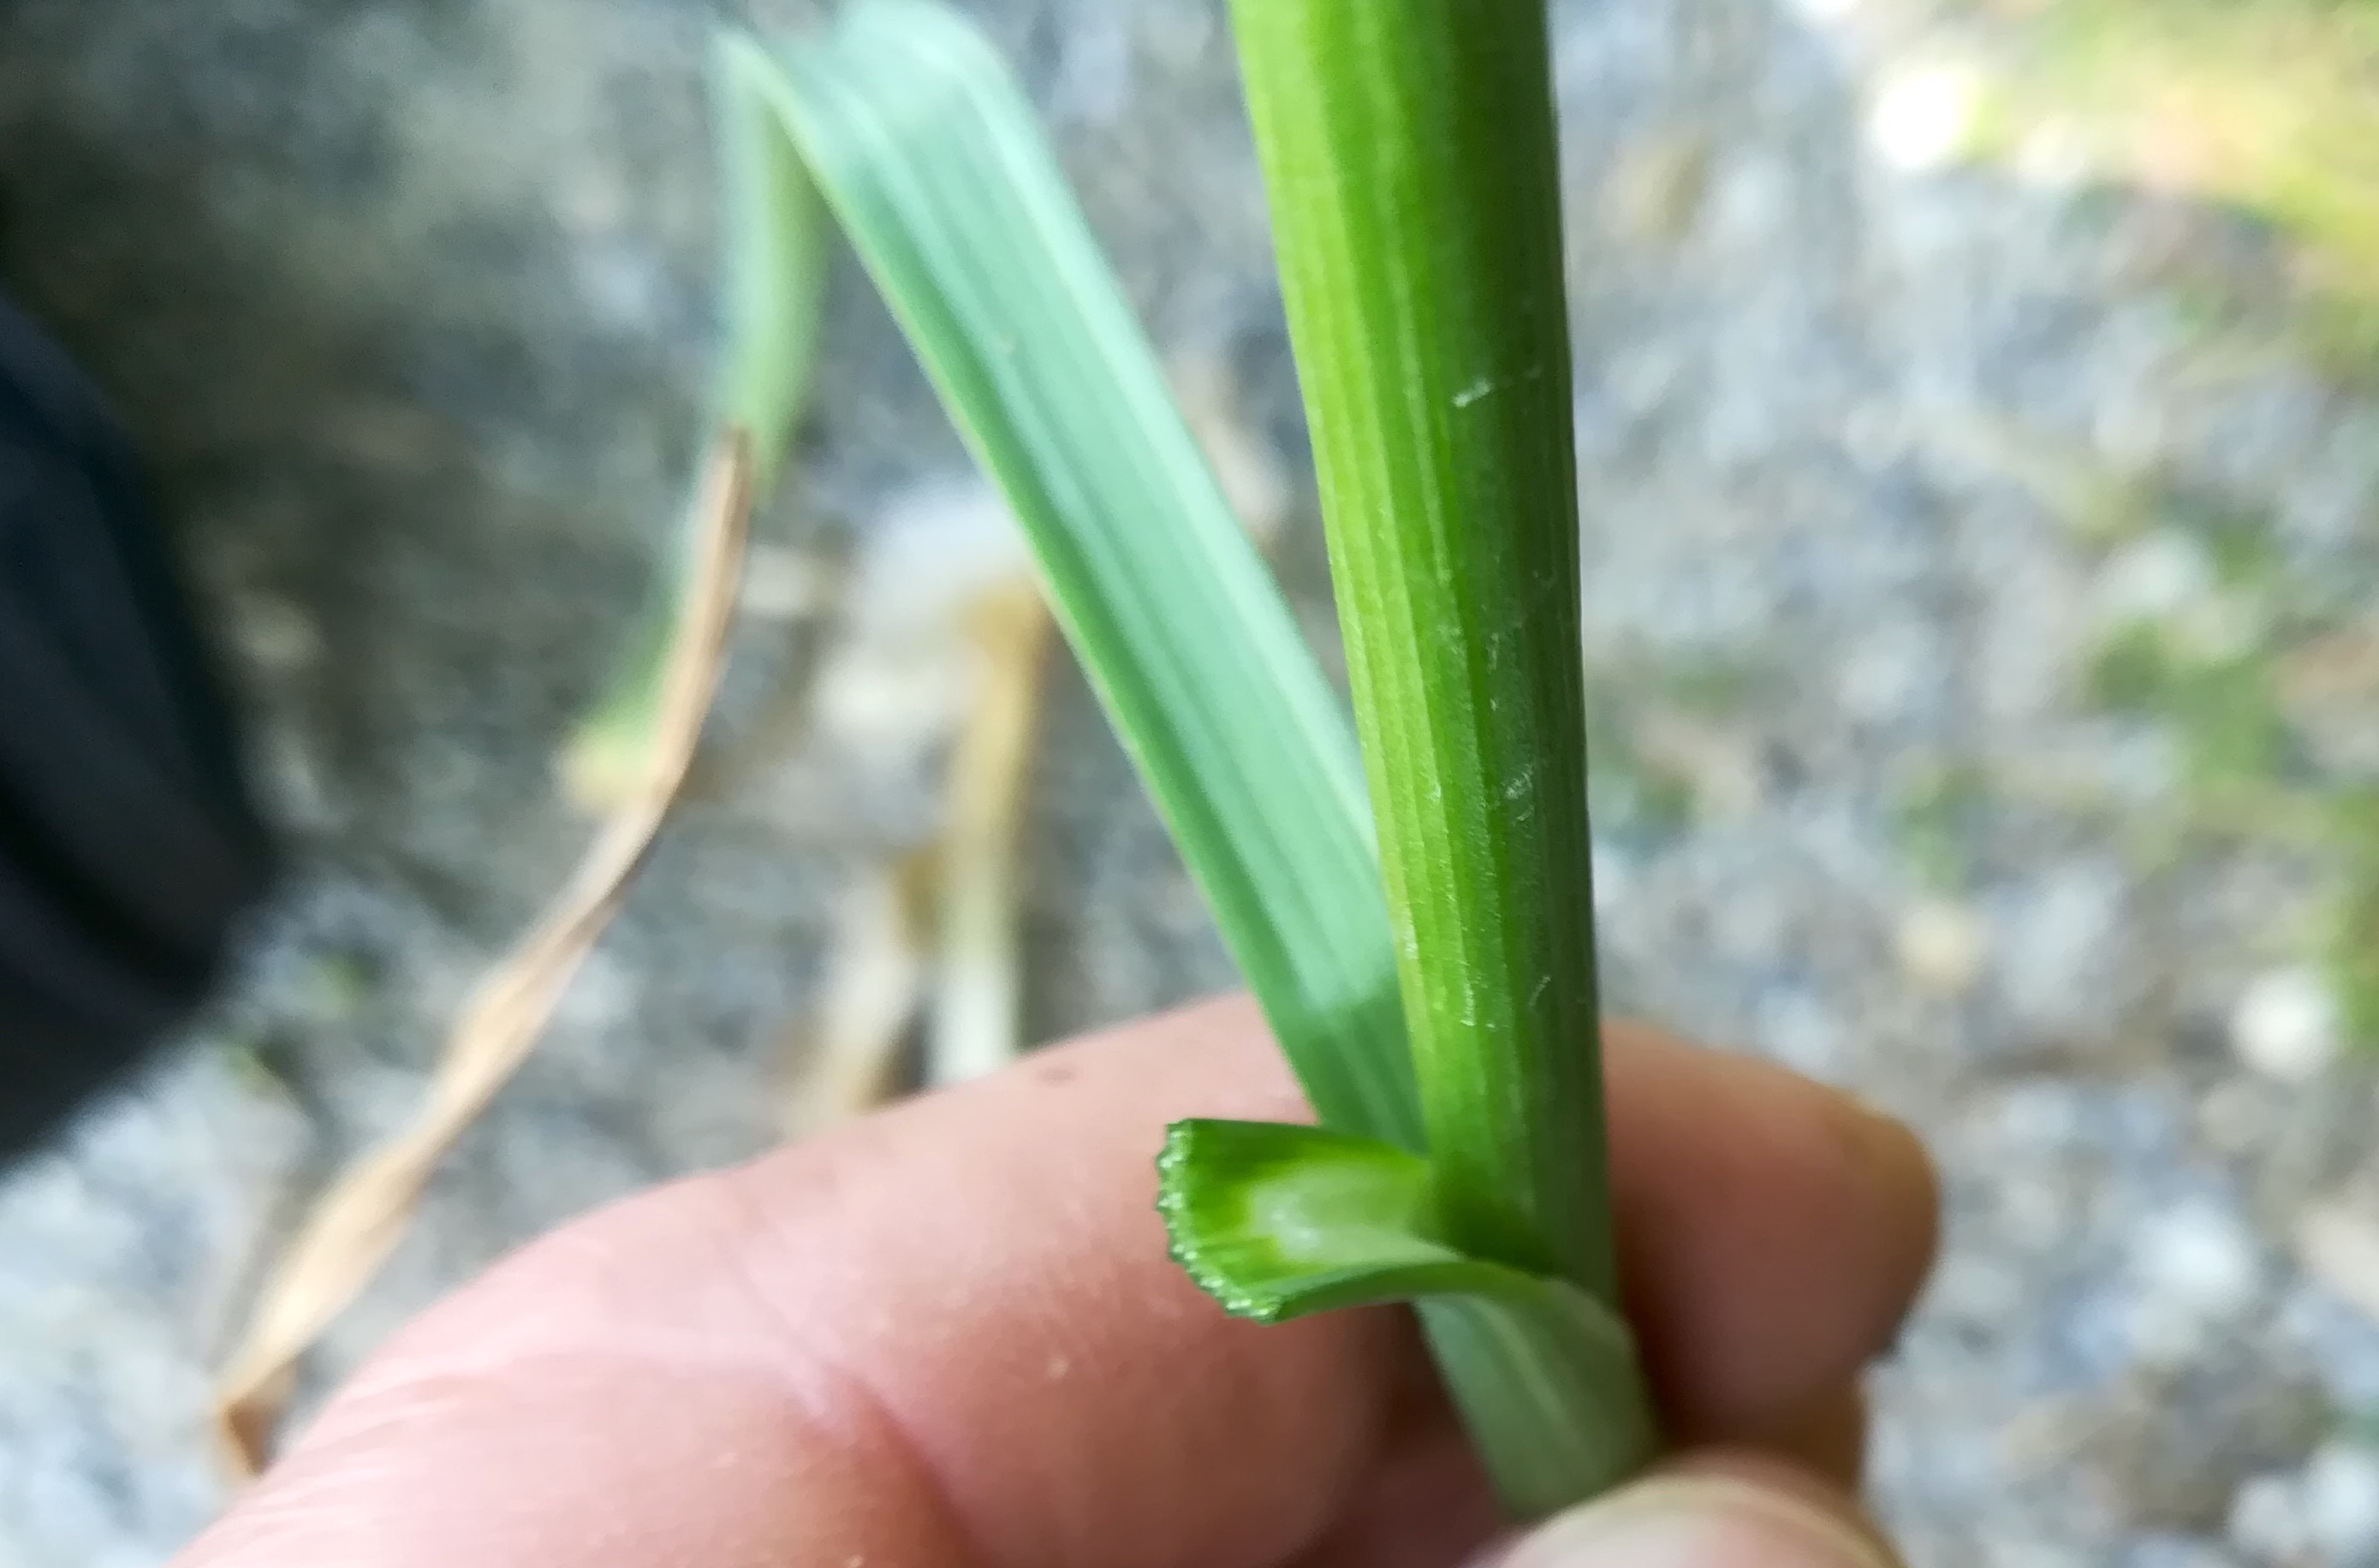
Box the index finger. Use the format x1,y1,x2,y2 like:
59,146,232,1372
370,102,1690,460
180,997,1936,1568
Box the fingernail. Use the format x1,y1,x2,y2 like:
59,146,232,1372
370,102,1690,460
1485,1475,1897,1568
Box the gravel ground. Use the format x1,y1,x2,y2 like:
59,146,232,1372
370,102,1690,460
5,1,2379,1564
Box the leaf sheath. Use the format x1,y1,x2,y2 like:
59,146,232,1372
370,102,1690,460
1228,0,1611,1304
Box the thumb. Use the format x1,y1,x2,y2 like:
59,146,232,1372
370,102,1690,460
1484,1461,1899,1568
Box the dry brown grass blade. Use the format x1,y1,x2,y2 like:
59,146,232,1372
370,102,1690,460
778,852,931,1136
925,582,1051,1088
779,578,1051,1129
213,431,756,1479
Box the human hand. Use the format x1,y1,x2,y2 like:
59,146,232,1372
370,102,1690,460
175,995,1936,1568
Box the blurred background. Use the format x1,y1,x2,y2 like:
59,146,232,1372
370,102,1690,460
5,0,2379,1563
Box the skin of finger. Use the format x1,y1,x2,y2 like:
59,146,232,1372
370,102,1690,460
179,997,1935,1568
1603,1037,1937,1440
1423,1451,1896,1568
1751,1384,1870,1489
183,999,1394,1568
1561,1450,1906,1567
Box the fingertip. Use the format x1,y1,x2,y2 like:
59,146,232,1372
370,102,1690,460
1602,1026,1938,1443
1478,1456,1900,1568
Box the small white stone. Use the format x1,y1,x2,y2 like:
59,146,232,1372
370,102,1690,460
2233,967,2341,1082
2094,398,2172,472
851,479,1036,643
1996,1178,2072,1251
1995,1082,2088,1149
2012,121,2097,190
2093,531,2216,627
814,644,971,760
2295,1203,2379,1326
1838,621,1935,723
1047,13,1132,128
1757,991,1842,1078
738,545,832,621
1930,1250,2028,1322
1589,840,1632,914
1603,134,1710,244
1841,403,1906,467
2197,1078,2276,1155
1869,62,1985,173
2127,1198,2263,1363
1896,899,1988,995
2134,1200,2263,1317
2229,1470,2311,1562
552,947,638,1033
233,595,324,674
2123,1295,2206,1366
2174,591,2268,664
572,242,665,330
2305,1444,2379,1561
262,728,333,830
1982,1543,2093,1568
1993,864,2129,1036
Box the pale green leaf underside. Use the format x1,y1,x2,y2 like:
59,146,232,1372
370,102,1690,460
757,0,1421,1150
1159,1119,1627,1337
1159,1119,1654,1513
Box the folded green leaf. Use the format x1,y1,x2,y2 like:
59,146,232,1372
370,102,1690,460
1159,1117,1654,1516
1160,1118,1462,1319
1230,0,1610,1296
755,0,1422,1151
563,33,828,810
710,33,830,490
